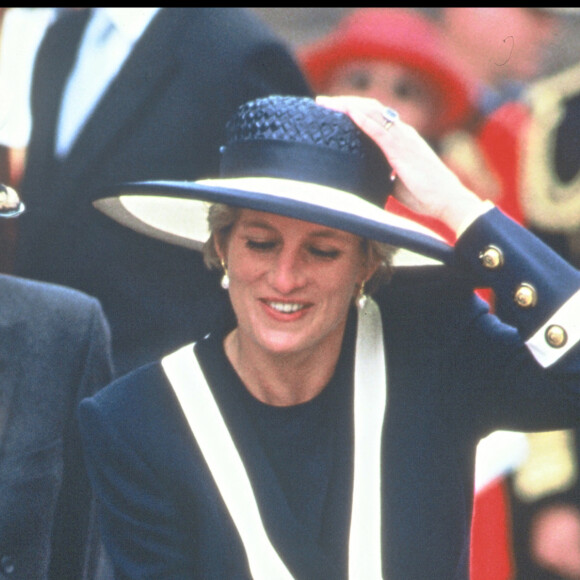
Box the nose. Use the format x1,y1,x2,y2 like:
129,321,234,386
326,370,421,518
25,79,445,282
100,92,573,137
268,248,306,294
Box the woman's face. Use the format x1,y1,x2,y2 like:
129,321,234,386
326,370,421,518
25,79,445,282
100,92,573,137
325,60,442,137
219,209,370,357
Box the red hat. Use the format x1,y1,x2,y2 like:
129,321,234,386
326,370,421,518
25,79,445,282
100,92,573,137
299,8,474,135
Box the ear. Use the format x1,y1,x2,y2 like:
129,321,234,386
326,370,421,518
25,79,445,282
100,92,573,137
214,234,225,262
360,259,379,286
354,271,370,298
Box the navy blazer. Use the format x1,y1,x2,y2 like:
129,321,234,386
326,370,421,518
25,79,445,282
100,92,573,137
79,210,580,579
0,274,113,579
14,8,313,376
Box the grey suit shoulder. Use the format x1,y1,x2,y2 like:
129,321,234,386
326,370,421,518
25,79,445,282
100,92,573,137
0,273,113,579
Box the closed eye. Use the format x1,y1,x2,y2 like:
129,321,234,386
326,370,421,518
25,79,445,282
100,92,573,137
308,246,341,259
246,239,277,252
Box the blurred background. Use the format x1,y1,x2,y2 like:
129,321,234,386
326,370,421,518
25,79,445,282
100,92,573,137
252,7,580,77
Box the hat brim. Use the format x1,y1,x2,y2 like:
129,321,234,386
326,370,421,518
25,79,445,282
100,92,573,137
94,177,455,267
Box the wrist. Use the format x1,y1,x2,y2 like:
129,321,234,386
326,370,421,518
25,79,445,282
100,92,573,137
437,182,489,234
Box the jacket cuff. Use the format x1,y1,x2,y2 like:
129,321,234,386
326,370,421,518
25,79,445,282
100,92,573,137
455,208,580,348
526,288,580,367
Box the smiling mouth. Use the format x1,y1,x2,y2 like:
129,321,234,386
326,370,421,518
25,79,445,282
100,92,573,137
266,301,307,314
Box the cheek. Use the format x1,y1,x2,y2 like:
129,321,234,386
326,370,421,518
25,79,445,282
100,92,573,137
231,262,261,283
396,104,431,131
320,261,364,300
318,274,362,328
227,248,268,283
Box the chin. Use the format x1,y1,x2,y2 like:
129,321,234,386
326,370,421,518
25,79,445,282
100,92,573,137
257,332,312,356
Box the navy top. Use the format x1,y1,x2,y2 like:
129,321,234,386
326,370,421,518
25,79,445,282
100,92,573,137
195,312,356,573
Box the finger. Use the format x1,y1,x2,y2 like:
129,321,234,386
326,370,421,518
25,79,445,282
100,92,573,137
316,96,400,155
316,95,387,129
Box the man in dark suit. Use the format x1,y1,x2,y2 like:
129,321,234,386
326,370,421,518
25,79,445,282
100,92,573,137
0,188,113,578
14,8,313,375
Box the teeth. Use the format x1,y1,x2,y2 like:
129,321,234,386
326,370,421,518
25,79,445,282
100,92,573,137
268,302,304,313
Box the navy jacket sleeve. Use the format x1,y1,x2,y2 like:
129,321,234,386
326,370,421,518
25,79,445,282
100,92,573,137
79,364,217,578
449,208,580,433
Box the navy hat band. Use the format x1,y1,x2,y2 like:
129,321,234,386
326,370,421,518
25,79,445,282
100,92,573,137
220,139,391,208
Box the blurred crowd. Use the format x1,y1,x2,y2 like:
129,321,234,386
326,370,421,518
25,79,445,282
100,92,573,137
0,7,579,579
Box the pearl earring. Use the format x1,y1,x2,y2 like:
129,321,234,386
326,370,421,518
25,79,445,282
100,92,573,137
356,280,367,310
220,259,230,290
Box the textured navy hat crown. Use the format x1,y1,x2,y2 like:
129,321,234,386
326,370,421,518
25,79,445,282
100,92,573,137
226,96,370,155
220,95,394,206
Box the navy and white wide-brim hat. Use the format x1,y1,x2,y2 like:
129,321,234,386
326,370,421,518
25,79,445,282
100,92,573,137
94,95,453,266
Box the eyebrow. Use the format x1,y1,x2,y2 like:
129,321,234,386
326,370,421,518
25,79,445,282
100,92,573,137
239,219,351,242
238,219,277,232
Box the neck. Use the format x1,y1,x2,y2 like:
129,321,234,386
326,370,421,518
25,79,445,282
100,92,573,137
224,327,345,407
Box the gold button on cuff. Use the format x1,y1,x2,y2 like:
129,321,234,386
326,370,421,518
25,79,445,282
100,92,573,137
479,245,504,270
514,283,537,308
545,325,567,348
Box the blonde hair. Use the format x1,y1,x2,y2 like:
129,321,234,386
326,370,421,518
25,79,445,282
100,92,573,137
202,203,395,292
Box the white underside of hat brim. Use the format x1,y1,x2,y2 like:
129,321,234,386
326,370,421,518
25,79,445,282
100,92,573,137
94,176,451,267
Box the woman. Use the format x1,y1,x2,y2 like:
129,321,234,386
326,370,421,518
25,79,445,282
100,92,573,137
299,8,473,141
80,95,580,579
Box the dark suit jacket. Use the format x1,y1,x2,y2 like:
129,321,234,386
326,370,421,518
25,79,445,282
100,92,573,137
0,274,113,579
79,210,580,579
14,7,313,375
